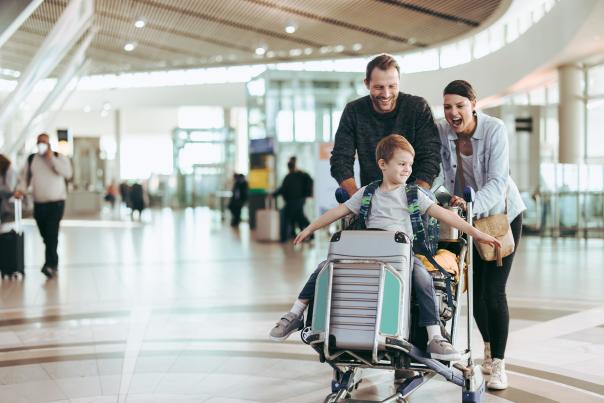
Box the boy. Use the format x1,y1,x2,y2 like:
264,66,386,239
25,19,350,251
269,134,500,361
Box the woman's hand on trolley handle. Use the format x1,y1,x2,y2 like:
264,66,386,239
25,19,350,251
449,195,467,211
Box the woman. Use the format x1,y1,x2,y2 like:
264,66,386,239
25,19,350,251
0,154,17,223
437,80,526,390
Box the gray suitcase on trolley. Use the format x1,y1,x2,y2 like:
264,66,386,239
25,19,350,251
323,230,413,351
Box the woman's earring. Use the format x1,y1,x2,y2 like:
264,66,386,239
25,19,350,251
472,110,477,117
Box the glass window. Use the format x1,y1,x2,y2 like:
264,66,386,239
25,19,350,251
332,110,343,133
178,107,224,128
473,30,491,59
121,135,173,179
588,64,604,97
518,13,532,35
322,111,331,142
587,100,604,158
276,110,294,142
488,23,505,53
546,83,559,105
529,87,546,105
294,111,316,142
506,18,520,43
440,40,472,69
400,50,439,73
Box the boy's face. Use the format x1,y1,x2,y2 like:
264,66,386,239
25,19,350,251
378,149,413,185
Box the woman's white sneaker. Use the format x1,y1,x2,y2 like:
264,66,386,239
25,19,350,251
481,342,492,375
487,358,508,390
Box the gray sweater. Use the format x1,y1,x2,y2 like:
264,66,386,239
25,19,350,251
18,153,73,203
330,93,442,187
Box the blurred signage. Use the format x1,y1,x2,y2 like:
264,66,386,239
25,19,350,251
250,137,274,154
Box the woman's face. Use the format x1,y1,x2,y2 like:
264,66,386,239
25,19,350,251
443,94,476,135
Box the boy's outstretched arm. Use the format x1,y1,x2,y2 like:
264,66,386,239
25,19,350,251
427,204,502,248
294,204,352,244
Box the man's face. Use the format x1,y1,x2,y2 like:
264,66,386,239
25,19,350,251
365,67,399,114
37,134,49,145
378,149,413,185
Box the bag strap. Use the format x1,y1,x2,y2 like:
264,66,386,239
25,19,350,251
358,180,381,229
406,184,455,309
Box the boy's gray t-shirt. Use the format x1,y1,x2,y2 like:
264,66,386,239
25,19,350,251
344,185,435,236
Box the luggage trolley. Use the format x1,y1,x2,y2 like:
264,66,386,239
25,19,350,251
301,187,485,402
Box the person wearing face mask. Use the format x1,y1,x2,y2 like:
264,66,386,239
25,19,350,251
14,133,73,279
330,53,441,197
436,80,526,391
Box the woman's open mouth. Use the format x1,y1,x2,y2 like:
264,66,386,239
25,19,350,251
451,117,463,129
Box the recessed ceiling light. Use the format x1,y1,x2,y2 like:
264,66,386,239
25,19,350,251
334,45,345,53
285,24,297,34
266,51,275,58
102,102,111,111
215,55,223,62
304,48,313,55
124,42,136,52
320,46,331,54
255,47,266,56
289,49,302,57
134,18,146,28
352,43,362,51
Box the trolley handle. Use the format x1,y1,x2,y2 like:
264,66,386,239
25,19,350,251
11,197,23,234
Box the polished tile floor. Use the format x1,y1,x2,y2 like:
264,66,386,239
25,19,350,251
0,208,603,403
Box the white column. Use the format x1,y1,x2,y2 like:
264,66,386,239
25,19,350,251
558,64,584,164
114,109,121,182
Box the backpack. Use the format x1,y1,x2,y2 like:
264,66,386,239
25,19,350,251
301,171,313,198
351,180,454,309
27,153,72,189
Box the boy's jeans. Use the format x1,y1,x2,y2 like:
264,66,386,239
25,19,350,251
298,256,440,326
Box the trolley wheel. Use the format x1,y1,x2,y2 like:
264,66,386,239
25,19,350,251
323,393,337,403
323,391,350,403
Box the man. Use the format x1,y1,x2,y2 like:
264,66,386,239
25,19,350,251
274,156,313,242
228,173,248,227
330,53,441,195
328,54,442,382
15,133,72,278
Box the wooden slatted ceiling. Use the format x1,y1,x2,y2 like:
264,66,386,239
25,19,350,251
0,0,505,77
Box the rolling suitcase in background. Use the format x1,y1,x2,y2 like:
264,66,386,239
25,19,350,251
0,198,25,279
255,196,280,242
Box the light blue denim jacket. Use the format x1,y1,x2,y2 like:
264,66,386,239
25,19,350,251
436,111,526,223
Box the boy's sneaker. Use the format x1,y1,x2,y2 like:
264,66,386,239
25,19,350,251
487,359,508,390
269,312,304,341
481,342,493,374
427,337,462,361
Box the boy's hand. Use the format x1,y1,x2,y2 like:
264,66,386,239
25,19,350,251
473,230,502,248
294,227,313,245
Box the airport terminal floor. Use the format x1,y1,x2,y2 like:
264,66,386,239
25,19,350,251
0,208,603,403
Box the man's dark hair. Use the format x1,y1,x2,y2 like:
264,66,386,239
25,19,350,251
287,156,296,171
443,80,477,102
365,53,400,82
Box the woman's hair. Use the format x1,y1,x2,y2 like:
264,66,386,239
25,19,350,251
0,154,11,177
443,80,477,102
376,134,415,163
